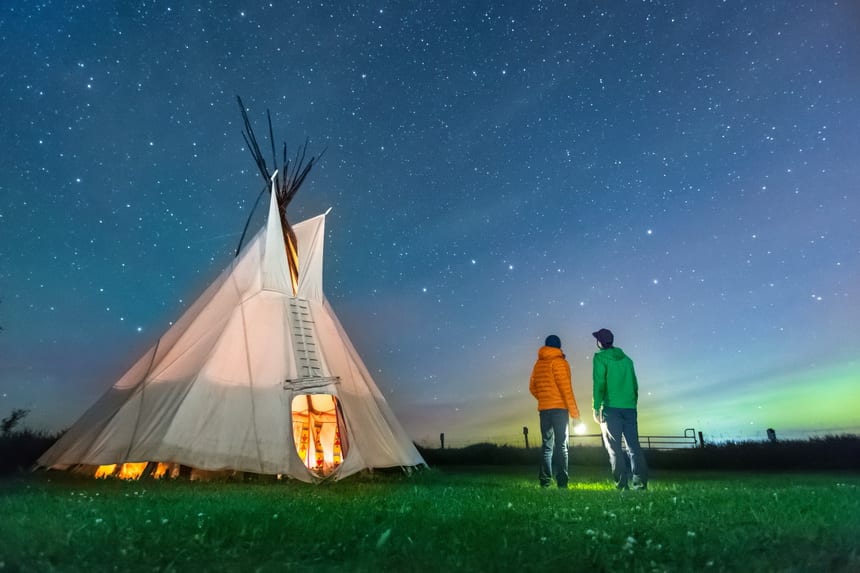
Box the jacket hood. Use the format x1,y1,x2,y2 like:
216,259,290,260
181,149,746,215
596,347,627,361
538,346,565,360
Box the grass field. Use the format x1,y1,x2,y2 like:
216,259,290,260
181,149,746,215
1,466,858,572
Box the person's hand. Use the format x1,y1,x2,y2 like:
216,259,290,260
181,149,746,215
592,409,602,424
571,417,581,427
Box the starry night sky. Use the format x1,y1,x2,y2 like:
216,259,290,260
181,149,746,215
2,2,859,446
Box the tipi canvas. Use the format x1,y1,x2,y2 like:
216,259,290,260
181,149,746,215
37,177,426,482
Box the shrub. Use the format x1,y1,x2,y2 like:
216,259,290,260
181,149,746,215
0,429,60,476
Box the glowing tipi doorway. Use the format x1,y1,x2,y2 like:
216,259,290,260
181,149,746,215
291,394,347,477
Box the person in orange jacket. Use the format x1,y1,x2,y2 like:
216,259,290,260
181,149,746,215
529,335,582,488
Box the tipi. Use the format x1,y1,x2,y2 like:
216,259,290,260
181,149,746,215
37,104,427,482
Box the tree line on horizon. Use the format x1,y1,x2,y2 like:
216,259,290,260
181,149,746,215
1,408,858,476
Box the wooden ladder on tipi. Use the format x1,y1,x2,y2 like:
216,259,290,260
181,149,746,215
283,298,339,390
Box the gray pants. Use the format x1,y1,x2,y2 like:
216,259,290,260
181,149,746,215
601,407,648,489
539,409,569,488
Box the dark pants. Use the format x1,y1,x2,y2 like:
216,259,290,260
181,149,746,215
601,407,648,489
539,409,569,488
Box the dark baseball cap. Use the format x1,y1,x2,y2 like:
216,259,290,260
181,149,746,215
592,328,614,347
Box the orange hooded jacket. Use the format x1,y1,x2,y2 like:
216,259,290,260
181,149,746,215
529,346,580,418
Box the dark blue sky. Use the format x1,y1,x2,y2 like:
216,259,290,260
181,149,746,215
2,1,858,445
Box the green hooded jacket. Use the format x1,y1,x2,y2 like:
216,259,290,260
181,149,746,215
592,346,638,410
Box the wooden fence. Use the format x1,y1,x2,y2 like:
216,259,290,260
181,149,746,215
570,428,701,449
431,428,703,450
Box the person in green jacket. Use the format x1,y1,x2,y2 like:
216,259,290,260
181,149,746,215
592,328,648,490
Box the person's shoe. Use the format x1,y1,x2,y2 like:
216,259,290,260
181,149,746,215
632,477,647,490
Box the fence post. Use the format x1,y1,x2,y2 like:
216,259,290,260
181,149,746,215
698,431,705,448
440,433,445,449
523,426,529,449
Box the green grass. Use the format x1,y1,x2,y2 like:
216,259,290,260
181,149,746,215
1,466,858,572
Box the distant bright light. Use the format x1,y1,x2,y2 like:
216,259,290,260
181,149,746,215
573,423,587,435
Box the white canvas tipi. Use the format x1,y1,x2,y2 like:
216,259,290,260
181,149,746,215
37,175,426,482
